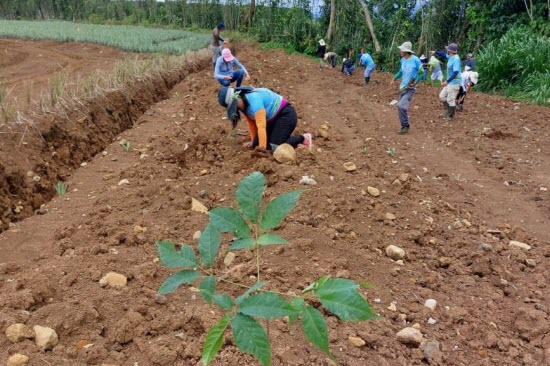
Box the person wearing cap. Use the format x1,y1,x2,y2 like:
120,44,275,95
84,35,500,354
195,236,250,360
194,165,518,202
456,70,479,112
464,53,475,71
428,55,444,86
430,43,462,120
211,22,226,66
214,48,250,87
341,58,356,76
324,51,338,68
317,39,327,69
389,41,424,134
419,55,429,82
360,51,376,85
217,86,312,152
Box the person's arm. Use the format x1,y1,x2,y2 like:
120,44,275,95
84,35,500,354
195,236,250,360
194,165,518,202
233,58,248,75
213,58,226,80
393,70,403,80
253,109,267,149
244,114,257,141
446,58,460,83
213,28,224,43
434,50,447,59
446,70,459,84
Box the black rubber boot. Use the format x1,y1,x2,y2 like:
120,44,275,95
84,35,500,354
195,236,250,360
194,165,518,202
365,77,370,86
443,105,455,120
441,102,449,118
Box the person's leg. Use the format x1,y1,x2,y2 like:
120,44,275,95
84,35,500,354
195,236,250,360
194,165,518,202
331,56,337,68
397,89,415,131
445,84,461,119
232,69,245,87
269,105,303,148
319,58,324,69
252,121,276,149
218,78,230,87
439,85,450,116
364,67,373,85
211,46,221,65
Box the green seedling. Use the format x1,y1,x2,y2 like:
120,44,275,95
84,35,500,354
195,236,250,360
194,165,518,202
361,146,369,154
156,172,379,366
386,147,396,157
55,181,68,196
122,142,131,152
227,130,237,141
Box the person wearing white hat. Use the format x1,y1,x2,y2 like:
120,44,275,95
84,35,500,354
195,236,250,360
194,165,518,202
317,39,327,69
390,41,424,134
430,43,462,120
456,71,479,112
419,55,429,83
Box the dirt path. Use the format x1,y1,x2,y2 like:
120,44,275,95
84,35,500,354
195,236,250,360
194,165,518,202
0,44,549,366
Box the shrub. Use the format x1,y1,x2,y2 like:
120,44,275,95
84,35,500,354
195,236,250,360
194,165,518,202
156,171,379,365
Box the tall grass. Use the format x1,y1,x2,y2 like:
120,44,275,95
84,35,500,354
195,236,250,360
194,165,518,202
0,20,210,54
476,27,550,106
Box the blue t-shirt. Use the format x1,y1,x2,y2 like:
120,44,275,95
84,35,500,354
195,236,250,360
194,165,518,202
445,54,462,85
360,53,375,69
399,55,421,90
244,88,285,121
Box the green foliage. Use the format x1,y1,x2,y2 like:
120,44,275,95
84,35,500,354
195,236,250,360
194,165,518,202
122,141,131,152
155,171,378,365
476,27,550,106
54,181,68,196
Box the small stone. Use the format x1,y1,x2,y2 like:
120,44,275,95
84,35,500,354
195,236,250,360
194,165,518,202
427,317,437,325
525,259,536,267
395,260,404,266
7,354,29,366
33,325,59,350
385,213,396,220
387,302,397,312
32,175,41,182
396,327,423,347
200,169,208,175
389,100,398,107
118,179,130,186
273,144,296,164
461,219,472,227
385,245,405,260
299,176,317,185
424,299,437,311
133,225,146,233
191,198,208,214
99,272,128,288
80,162,88,167
367,186,380,197
398,173,410,182
423,341,442,365
318,129,330,139
6,324,35,343
193,231,201,240
509,240,531,250
348,336,365,347
224,252,236,267
343,162,356,172
438,257,452,268
155,293,167,305
76,339,91,350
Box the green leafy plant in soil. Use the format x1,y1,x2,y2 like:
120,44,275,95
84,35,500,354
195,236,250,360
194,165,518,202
156,171,379,365
54,181,68,196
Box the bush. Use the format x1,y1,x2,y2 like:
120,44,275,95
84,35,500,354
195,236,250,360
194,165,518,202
476,27,550,105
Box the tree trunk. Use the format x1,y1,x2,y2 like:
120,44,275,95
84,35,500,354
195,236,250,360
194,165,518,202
248,0,256,29
358,0,381,53
325,0,336,42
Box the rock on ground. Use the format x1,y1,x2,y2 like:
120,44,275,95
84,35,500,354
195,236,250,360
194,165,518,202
99,272,128,288
423,340,443,365
367,186,380,197
396,327,423,347
33,325,59,351
5,323,34,343
7,354,29,366
509,240,531,250
386,245,405,260
424,299,437,311
273,143,296,164
348,336,366,347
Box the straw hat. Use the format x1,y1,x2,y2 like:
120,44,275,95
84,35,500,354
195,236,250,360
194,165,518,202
397,41,414,53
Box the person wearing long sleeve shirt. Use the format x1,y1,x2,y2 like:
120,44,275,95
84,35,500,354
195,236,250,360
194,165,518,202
217,87,312,152
430,43,462,120
214,48,250,87
211,22,225,65
390,41,424,134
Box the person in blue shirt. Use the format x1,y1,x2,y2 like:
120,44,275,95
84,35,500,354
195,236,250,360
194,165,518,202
430,43,462,120
214,48,250,87
390,41,424,134
360,52,376,86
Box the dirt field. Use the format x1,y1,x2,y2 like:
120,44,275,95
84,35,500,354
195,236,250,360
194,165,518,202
1,41,549,366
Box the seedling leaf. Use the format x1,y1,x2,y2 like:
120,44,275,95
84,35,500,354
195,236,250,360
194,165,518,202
316,286,379,321
200,276,216,305
302,306,333,358
229,237,255,251
288,297,306,326
257,233,288,245
198,224,221,267
158,270,200,294
156,240,198,268
202,313,230,366
213,294,234,310
260,190,304,230
238,292,294,319
236,171,266,223
315,278,358,297
209,207,251,238
235,281,268,305
302,275,331,294
231,313,271,366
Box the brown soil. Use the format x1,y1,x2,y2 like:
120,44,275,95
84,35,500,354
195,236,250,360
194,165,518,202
1,42,549,366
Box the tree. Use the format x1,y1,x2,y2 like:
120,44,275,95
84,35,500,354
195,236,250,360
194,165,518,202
358,0,381,52
325,0,335,42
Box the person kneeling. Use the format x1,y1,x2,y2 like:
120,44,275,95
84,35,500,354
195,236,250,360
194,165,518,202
218,86,312,152
341,58,355,76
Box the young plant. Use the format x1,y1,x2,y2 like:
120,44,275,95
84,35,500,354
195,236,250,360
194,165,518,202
386,147,396,157
156,172,379,366
122,141,131,152
54,181,68,196
361,146,369,154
